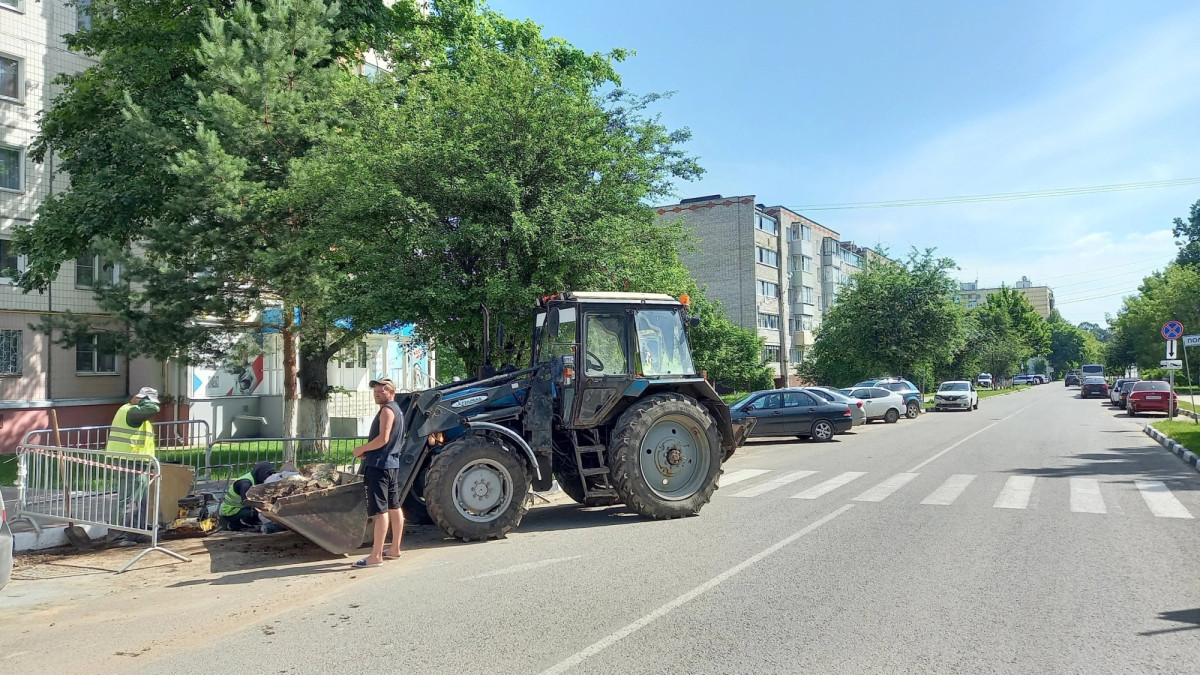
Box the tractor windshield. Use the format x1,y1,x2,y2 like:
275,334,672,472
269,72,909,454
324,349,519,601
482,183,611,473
635,309,695,377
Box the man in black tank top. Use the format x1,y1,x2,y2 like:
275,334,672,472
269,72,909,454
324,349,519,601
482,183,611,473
351,378,405,567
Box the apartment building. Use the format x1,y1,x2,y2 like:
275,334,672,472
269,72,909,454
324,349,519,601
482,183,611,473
956,276,1056,319
656,195,879,385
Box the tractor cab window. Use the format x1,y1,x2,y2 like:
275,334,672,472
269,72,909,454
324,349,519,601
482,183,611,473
584,313,630,376
538,307,577,365
635,309,694,377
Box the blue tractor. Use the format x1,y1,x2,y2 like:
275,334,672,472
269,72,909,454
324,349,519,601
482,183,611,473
392,292,754,541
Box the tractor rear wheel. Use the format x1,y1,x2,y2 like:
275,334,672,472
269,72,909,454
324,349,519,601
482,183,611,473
554,463,620,507
607,393,722,520
423,435,530,542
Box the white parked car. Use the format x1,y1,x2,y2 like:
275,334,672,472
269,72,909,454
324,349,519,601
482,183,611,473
839,386,907,424
933,381,979,411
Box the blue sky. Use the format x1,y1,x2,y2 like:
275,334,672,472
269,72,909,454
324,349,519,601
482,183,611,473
487,0,1200,325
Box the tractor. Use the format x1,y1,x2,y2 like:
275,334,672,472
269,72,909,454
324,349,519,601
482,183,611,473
390,291,754,541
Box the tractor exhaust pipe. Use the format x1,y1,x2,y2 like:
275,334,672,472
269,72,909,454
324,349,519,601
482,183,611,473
479,304,495,379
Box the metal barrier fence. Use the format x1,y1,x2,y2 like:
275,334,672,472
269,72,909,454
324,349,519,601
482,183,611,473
17,444,190,573
206,436,368,478
21,420,213,470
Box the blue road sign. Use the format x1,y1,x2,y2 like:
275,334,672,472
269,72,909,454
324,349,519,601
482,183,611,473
1163,320,1184,340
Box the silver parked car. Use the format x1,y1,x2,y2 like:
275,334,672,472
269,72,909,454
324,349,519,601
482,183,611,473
803,386,867,429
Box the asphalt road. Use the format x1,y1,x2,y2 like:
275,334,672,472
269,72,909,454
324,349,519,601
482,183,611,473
142,384,1200,674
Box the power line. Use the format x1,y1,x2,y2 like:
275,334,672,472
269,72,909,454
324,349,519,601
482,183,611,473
1039,256,1171,281
1057,289,1142,305
788,177,1200,211
1051,266,1164,290
1056,279,1149,298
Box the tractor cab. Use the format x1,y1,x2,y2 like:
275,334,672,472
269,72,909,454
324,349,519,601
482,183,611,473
534,292,700,428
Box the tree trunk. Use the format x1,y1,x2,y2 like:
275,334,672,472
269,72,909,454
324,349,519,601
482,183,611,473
297,333,339,454
282,319,299,464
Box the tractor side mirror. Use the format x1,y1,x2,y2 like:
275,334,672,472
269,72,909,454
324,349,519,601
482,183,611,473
546,307,560,341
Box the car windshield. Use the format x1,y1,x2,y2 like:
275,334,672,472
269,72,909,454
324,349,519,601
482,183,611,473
1121,381,1139,391
1083,377,1106,384
635,309,694,377
939,382,969,391
1133,381,1171,392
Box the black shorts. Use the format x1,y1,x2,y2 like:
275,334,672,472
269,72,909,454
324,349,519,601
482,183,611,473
364,466,401,516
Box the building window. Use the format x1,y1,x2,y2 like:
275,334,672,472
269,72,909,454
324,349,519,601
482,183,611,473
757,313,780,330
801,225,813,242
0,0,21,12
0,54,21,103
763,345,780,362
77,0,92,30
0,329,20,375
802,316,813,331
76,334,118,374
0,239,24,282
802,255,813,272
362,62,381,81
802,286,814,304
75,251,120,287
757,280,779,298
755,246,779,267
755,213,778,236
0,144,22,192
790,347,804,363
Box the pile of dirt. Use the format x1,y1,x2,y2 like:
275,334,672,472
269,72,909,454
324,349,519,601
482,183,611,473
245,463,359,505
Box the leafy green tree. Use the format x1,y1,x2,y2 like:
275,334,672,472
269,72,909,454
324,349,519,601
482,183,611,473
17,0,418,440
1173,199,1200,268
1108,263,1200,376
799,249,965,386
1048,320,1087,375
288,6,705,373
687,297,773,392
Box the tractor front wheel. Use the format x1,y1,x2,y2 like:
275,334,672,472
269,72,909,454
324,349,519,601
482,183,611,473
608,393,722,520
424,435,530,542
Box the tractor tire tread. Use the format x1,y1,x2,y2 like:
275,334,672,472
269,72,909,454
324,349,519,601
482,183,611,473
607,393,722,520
423,435,530,542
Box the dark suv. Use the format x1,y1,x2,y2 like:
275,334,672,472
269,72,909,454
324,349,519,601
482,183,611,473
1064,372,1080,387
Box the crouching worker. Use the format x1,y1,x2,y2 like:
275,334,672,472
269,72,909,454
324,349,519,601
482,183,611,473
351,377,405,568
220,461,276,531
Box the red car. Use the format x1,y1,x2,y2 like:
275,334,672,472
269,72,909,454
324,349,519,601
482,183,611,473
1127,381,1178,417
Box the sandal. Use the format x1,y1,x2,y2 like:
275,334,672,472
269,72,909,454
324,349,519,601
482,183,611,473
352,557,383,568
384,553,402,560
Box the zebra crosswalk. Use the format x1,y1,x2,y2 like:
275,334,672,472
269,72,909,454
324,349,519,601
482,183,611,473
718,468,1196,519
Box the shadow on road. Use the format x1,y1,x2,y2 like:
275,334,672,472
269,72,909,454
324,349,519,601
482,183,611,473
1008,446,1200,489
1138,608,1200,636
513,502,645,534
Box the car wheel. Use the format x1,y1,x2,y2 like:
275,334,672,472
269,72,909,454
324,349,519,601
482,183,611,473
905,400,921,419
810,420,835,442
884,408,900,424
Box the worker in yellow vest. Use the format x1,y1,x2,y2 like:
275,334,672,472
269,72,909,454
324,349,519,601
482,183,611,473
220,462,276,531
106,387,160,541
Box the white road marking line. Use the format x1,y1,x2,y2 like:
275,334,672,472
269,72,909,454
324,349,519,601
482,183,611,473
791,471,867,499
907,403,1034,473
1136,480,1193,519
993,476,1037,509
538,505,855,675
852,473,920,502
1069,478,1106,514
921,474,976,505
462,555,584,581
730,470,817,498
719,469,771,487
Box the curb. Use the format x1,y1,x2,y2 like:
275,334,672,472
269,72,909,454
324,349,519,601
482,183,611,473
1143,425,1200,475
1181,408,1198,421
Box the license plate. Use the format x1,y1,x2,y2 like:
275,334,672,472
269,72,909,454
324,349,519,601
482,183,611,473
1147,395,1161,400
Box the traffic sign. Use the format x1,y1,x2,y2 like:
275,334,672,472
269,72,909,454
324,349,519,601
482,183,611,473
1185,334,1200,348
1167,340,1178,359
1161,359,1183,370
1162,320,1184,340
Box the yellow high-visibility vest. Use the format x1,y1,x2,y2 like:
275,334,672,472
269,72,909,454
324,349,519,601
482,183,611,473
106,403,155,456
